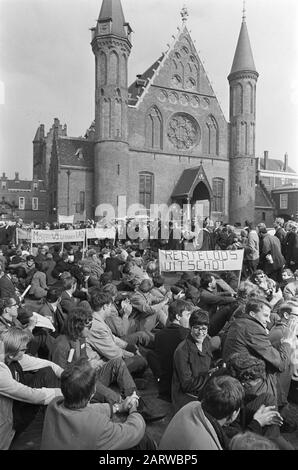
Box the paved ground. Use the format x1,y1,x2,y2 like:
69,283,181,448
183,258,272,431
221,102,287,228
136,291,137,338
10,365,298,450
10,273,298,450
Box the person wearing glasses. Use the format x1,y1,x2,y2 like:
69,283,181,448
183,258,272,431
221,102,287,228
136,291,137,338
0,298,36,335
171,309,216,412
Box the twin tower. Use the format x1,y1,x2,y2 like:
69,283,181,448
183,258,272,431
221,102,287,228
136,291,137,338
91,0,259,224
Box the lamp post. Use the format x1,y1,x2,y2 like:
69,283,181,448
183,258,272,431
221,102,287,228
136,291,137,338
66,170,71,216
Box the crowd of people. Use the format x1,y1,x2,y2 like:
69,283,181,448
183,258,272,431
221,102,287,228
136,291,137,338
0,215,298,450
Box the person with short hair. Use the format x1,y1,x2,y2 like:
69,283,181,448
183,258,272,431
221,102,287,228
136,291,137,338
41,358,150,450
159,376,245,450
147,300,193,401
198,273,237,336
87,289,148,377
0,328,62,450
222,298,297,406
171,309,215,412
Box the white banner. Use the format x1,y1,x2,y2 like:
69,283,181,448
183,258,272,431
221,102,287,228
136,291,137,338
31,229,85,244
16,228,32,240
159,249,244,273
58,215,74,225
86,227,116,240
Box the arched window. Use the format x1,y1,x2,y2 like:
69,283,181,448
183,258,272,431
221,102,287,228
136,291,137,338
102,98,111,138
145,106,163,149
114,99,122,138
205,115,219,155
109,51,119,85
212,178,224,213
232,83,243,115
99,52,107,86
120,54,127,87
248,82,254,114
139,172,154,209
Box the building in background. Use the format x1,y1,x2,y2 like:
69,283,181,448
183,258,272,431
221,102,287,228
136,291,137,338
271,185,298,222
0,172,47,224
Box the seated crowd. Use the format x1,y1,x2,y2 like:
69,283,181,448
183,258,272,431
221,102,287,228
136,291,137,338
0,217,298,450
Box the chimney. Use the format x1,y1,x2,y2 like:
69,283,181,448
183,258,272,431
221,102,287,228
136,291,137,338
1,172,6,179
15,172,19,180
264,151,269,170
284,153,288,172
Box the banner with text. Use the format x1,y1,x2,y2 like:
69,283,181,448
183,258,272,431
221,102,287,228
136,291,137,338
159,249,244,272
31,229,86,244
16,228,32,241
58,215,74,225
86,227,116,240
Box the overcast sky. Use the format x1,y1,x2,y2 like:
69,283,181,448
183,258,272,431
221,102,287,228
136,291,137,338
0,0,297,179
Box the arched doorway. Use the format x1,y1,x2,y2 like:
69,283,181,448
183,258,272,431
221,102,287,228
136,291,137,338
191,181,211,219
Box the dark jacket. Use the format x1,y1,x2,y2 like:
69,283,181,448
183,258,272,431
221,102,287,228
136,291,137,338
0,274,18,301
153,324,189,397
60,291,78,315
284,231,298,265
172,332,212,412
51,335,87,369
39,301,67,336
261,233,285,273
104,257,124,281
222,313,291,374
198,288,236,315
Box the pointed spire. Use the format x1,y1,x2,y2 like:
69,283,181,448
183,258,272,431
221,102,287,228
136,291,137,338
98,0,126,38
230,9,257,76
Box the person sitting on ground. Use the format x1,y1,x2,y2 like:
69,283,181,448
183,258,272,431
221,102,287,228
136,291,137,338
225,352,294,449
0,265,19,303
250,269,283,310
130,279,169,334
38,287,67,337
103,286,152,347
198,273,237,336
104,250,125,281
0,298,36,336
171,309,215,412
87,290,148,377
29,261,48,300
283,269,298,301
0,328,62,450
51,308,138,405
280,268,294,293
40,357,155,450
222,298,297,408
269,301,298,410
159,376,245,450
147,300,193,402
79,249,104,281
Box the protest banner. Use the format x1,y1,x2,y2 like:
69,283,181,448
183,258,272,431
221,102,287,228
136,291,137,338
31,229,86,244
159,249,244,273
58,215,74,225
86,227,116,240
16,228,32,242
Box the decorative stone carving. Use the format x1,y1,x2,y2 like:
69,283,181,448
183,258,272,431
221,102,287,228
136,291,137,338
167,113,200,150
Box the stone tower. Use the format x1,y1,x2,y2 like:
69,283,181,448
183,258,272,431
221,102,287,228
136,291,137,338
91,0,132,216
228,10,259,225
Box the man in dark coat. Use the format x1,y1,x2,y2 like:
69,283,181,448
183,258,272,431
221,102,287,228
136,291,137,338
259,228,285,283
222,298,296,407
0,265,19,302
146,300,192,401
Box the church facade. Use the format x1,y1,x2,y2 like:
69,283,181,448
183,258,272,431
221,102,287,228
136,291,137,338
33,0,269,227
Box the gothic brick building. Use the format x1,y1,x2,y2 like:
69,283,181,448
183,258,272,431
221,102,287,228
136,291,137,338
33,0,276,226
